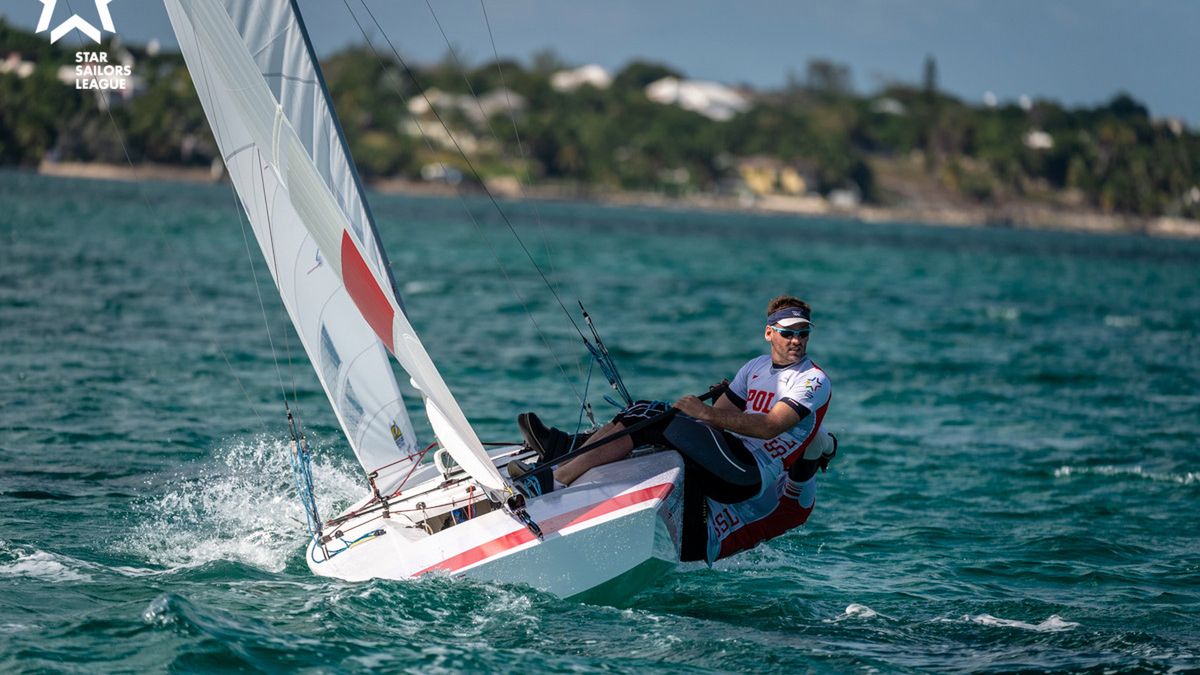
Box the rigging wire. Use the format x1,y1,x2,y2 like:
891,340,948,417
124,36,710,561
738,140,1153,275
253,148,302,408
341,0,591,408
189,8,329,539
172,0,294,411
472,0,632,408
287,410,323,538
422,0,562,289
428,0,586,387
189,9,299,417
59,0,271,433
246,146,320,534
234,150,289,404
358,0,585,337
187,6,325,537
476,0,562,291
68,0,322,538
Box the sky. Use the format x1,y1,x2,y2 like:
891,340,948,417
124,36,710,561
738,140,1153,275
2,0,1197,124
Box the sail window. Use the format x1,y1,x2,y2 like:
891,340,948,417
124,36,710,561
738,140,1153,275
342,381,365,433
319,325,341,387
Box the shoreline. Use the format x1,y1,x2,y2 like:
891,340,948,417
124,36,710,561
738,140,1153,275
32,160,1200,239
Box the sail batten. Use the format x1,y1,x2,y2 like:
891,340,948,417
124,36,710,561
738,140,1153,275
165,0,506,493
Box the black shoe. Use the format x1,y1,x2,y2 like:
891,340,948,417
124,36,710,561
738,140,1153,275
517,412,592,462
507,459,555,498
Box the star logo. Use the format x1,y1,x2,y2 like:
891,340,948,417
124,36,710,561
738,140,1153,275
35,0,115,44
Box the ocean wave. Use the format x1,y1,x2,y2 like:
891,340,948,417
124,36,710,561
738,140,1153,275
1103,314,1141,328
120,435,364,573
0,540,92,582
402,280,447,296
961,613,1079,632
1053,465,1197,485
827,603,887,622
140,594,178,628
985,306,1021,322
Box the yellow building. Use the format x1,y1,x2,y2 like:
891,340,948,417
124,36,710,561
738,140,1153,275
736,157,810,196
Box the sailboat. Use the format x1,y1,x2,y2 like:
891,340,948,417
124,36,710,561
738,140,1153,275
162,0,686,598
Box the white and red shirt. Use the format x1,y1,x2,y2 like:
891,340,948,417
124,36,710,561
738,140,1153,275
706,354,832,562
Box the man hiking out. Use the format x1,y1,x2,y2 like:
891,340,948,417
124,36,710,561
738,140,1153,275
512,295,837,563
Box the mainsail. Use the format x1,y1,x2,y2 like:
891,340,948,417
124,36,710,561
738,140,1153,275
164,0,506,493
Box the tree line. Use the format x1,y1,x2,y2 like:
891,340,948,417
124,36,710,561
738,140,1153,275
2,19,1197,219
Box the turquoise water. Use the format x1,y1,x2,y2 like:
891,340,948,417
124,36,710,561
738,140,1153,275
1,170,1197,672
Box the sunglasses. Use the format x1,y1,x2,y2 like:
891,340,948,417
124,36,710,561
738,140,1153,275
770,325,811,339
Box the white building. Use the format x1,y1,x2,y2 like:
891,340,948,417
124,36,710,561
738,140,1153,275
0,53,35,79
550,64,612,92
644,77,750,122
407,87,525,125
871,97,906,115
1023,130,1054,150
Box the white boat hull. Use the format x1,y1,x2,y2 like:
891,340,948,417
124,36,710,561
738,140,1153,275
307,450,685,599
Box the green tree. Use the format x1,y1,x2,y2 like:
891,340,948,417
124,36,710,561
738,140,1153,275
612,61,682,92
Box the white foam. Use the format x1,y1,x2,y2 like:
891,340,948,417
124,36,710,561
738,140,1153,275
1103,314,1141,328
828,603,885,622
0,541,93,583
349,653,401,669
121,435,365,573
985,306,1021,322
710,539,804,573
107,564,175,578
1054,465,1197,485
402,280,446,295
963,613,1079,632
140,595,173,626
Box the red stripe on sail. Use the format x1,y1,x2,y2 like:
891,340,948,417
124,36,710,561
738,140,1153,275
340,230,394,349
415,483,674,576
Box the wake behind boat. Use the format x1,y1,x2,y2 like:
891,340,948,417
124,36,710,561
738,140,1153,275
163,0,687,598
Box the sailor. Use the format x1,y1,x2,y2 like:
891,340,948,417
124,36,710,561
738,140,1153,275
512,295,836,563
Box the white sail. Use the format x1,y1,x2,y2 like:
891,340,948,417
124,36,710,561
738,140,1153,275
164,0,506,493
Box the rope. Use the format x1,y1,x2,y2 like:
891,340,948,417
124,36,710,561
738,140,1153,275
288,435,321,538
321,484,483,533
312,525,386,563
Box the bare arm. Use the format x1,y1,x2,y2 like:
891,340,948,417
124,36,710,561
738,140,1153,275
712,392,741,413
674,393,803,439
